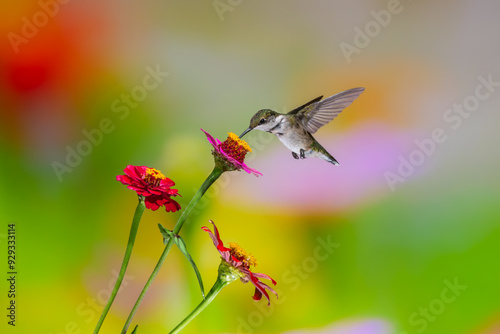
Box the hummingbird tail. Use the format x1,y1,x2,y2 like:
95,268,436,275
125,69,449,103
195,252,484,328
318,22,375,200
312,141,340,165
328,156,340,166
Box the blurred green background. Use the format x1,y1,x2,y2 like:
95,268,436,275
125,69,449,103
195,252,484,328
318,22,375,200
1,1,499,333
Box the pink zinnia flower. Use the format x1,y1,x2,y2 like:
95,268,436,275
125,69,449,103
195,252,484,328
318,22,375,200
201,129,262,176
202,220,277,305
116,165,181,212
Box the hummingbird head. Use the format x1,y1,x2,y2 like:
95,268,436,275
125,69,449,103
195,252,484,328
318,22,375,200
240,109,279,138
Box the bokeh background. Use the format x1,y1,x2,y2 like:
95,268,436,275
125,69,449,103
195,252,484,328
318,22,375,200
1,1,499,333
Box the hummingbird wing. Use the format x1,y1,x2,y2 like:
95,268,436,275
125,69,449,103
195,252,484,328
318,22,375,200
287,95,323,115
296,87,365,134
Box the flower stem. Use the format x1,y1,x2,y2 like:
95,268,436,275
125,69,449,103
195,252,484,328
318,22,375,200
122,167,224,333
93,198,146,334
169,278,229,334
174,166,223,234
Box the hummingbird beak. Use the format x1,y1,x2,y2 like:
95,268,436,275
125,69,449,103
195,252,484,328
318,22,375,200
239,127,252,138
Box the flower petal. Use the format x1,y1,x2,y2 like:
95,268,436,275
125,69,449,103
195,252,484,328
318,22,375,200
126,185,151,196
164,199,181,212
240,163,263,176
160,178,175,188
218,150,240,166
166,188,180,196
116,174,133,185
126,165,146,179
249,272,277,305
144,198,161,211
251,272,277,285
201,220,231,253
253,288,263,302
217,148,263,177
201,128,218,149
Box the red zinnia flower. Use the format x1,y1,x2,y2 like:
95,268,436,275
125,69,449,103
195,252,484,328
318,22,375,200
202,220,277,305
117,165,181,212
201,129,262,176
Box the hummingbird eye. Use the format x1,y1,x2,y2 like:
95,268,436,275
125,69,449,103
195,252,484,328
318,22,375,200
258,118,266,125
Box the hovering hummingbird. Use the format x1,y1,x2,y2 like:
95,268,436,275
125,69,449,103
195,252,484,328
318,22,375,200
239,87,365,165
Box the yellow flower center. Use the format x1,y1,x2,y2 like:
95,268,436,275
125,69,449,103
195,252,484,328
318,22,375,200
145,168,166,186
229,242,257,267
219,133,252,163
227,133,252,153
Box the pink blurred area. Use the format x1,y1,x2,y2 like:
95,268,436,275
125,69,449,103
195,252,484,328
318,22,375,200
281,318,391,334
223,122,421,214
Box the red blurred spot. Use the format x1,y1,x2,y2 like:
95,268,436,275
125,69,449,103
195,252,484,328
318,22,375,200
8,61,50,92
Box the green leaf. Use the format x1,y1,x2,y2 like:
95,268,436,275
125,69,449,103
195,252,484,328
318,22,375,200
157,224,205,298
174,235,205,298
130,325,138,334
158,223,174,245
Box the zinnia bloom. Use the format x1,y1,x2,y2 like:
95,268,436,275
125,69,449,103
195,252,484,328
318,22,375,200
202,220,277,305
201,129,262,176
117,165,181,212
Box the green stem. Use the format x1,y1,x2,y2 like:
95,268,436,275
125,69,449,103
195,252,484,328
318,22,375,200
169,278,228,334
122,167,224,334
93,198,146,334
174,166,223,234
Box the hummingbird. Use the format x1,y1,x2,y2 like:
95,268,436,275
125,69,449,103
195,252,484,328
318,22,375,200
239,87,364,165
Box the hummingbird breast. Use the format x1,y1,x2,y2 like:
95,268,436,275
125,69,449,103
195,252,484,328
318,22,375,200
271,116,313,154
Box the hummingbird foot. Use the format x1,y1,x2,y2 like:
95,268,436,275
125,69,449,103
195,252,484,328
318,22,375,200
292,152,299,160
300,149,306,159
